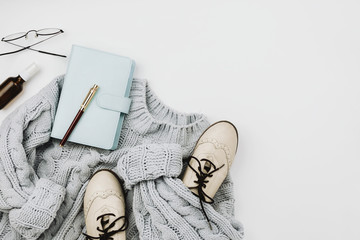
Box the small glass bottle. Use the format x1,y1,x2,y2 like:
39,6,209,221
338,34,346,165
0,63,39,109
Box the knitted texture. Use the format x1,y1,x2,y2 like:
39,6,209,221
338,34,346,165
9,179,66,240
0,76,244,239
117,144,183,189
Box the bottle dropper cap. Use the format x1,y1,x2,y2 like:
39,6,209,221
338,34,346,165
19,63,40,81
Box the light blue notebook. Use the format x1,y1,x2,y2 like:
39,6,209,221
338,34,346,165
51,45,135,150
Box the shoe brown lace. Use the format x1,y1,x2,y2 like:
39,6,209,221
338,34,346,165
83,213,128,240
187,156,225,230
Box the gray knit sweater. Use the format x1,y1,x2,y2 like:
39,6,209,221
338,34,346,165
0,76,244,240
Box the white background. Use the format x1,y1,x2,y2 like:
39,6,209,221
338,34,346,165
1,1,360,239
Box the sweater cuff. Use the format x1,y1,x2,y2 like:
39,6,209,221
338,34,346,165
9,178,66,240
117,144,183,189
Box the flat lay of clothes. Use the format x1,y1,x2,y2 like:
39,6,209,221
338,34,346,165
0,76,243,239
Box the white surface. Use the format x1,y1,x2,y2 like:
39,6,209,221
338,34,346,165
1,1,360,239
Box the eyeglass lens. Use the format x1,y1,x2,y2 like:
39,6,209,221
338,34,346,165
2,28,63,42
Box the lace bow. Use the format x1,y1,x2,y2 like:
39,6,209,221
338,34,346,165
83,213,128,240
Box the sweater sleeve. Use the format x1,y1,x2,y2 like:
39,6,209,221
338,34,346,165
117,144,183,189
8,179,65,240
0,77,66,239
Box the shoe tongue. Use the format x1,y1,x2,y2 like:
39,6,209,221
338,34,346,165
196,153,215,173
102,214,110,222
204,161,211,173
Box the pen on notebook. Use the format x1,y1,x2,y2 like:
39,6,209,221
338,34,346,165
60,84,99,147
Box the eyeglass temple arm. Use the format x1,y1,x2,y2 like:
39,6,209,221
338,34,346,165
37,50,66,58
0,46,29,56
0,46,66,58
2,41,66,58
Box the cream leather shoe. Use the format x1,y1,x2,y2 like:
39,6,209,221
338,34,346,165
182,120,238,228
83,169,127,240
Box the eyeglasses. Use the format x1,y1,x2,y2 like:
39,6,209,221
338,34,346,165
0,28,66,58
